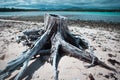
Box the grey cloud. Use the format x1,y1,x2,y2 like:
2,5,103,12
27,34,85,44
0,0,120,9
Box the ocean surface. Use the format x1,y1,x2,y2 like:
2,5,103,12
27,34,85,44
0,11,120,23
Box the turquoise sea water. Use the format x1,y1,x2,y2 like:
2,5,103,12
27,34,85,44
0,11,120,23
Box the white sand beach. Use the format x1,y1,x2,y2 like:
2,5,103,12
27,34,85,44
0,18,120,80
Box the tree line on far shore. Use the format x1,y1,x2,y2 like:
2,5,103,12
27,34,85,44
0,7,120,12
0,7,39,12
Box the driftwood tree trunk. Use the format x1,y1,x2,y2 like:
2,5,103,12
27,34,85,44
0,14,116,80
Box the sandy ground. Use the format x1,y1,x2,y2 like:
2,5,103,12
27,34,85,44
0,18,120,80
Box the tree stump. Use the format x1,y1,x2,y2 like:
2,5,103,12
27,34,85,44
0,14,116,80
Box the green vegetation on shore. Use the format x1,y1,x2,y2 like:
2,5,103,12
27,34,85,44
0,8,40,12
0,7,120,12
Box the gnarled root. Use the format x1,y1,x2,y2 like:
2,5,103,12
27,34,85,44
0,14,116,80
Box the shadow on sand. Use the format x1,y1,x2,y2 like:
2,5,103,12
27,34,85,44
10,56,46,80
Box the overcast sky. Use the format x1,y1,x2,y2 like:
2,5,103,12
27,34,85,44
0,0,120,9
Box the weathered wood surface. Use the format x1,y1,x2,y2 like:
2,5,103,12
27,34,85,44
0,14,116,80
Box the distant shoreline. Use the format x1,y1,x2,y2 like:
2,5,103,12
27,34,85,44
0,8,120,12
0,8,40,12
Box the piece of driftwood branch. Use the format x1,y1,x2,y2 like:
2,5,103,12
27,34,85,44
0,14,116,80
